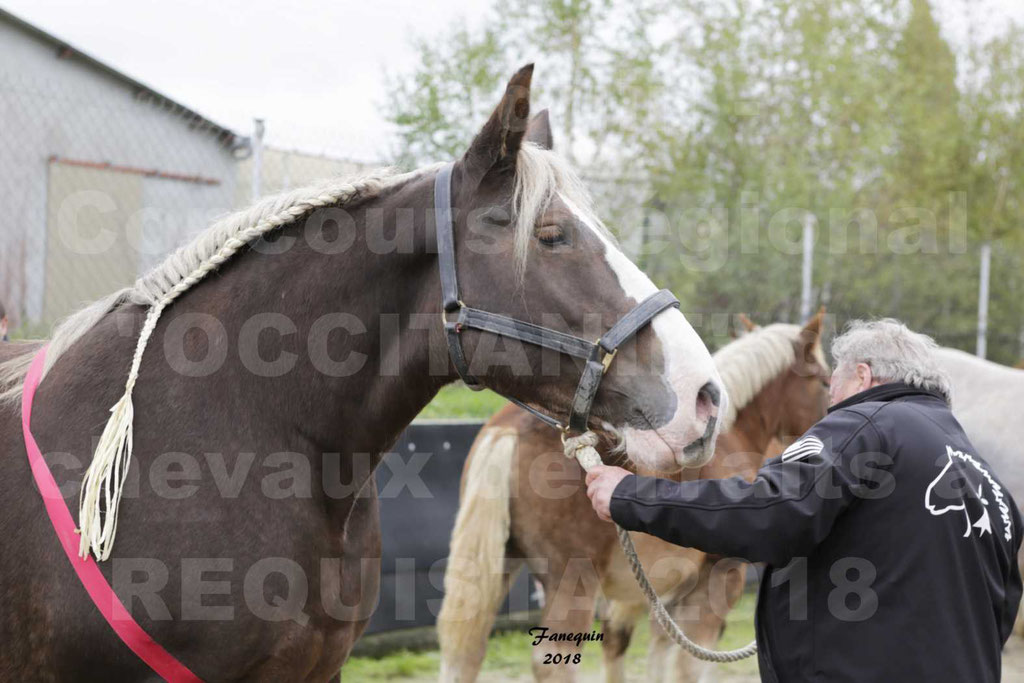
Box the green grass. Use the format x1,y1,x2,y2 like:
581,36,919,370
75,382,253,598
713,592,760,677
343,648,441,679
344,593,759,680
8,320,50,341
416,384,508,420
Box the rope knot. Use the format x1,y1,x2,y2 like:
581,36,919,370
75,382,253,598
563,430,602,472
562,430,599,456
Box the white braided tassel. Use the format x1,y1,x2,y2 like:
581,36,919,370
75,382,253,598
77,390,134,560
564,429,758,663
78,302,165,560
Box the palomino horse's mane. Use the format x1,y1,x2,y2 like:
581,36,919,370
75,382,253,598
713,323,828,431
0,142,605,405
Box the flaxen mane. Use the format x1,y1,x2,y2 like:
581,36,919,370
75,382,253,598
714,323,828,431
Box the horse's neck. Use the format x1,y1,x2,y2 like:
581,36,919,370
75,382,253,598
734,389,781,455
706,377,787,480
171,174,448,462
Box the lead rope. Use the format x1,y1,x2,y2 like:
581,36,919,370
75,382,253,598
563,431,758,664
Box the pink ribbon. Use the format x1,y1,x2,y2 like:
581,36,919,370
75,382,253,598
21,346,203,682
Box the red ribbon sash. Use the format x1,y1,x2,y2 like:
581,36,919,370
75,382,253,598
21,346,203,682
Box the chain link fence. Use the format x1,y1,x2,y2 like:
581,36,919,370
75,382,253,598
1,65,1020,364
0,65,374,336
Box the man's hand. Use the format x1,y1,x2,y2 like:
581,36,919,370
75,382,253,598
585,465,632,522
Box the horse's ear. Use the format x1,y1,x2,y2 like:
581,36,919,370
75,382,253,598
462,64,533,182
797,306,826,366
524,109,553,150
802,306,825,340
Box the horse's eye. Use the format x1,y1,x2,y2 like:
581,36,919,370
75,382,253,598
479,207,512,228
537,225,566,246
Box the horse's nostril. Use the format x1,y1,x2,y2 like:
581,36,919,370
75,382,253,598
699,381,721,407
696,381,720,422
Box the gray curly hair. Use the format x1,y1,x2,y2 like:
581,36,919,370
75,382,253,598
831,318,951,400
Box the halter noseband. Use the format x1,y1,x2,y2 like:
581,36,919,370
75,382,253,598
434,162,679,434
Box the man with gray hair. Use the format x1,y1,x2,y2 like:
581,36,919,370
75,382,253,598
586,318,1022,682
828,317,952,404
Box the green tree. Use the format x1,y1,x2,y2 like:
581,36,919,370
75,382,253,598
383,0,1024,360
960,24,1024,359
383,24,506,166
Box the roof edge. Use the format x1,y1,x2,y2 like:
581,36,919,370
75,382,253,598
0,6,247,150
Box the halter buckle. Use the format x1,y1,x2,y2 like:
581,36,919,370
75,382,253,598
441,300,466,327
601,348,617,373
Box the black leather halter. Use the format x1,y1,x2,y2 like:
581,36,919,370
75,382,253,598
434,162,680,434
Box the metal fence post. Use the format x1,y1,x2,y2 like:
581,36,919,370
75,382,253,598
800,212,815,322
976,241,991,359
251,118,265,201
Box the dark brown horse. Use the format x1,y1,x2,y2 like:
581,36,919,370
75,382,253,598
438,312,828,682
0,65,723,681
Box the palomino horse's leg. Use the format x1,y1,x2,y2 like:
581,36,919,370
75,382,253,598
439,557,524,683
657,556,747,683
645,610,673,683
600,599,646,683
531,559,601,683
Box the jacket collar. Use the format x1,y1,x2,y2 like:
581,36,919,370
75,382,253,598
827,381,948,414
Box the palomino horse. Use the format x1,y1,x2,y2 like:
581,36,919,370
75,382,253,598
933,347,1024,633
438,311,829,682
0,65,724,681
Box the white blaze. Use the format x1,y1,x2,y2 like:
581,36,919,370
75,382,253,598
562,194,724,469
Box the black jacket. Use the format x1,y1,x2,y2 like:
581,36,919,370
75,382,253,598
611,383,1023,682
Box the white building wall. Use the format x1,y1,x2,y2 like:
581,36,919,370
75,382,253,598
235,147,375,206
0,17,242,327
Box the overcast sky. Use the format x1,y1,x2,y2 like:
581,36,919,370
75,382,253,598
3,0,1021,164
3,0,490,162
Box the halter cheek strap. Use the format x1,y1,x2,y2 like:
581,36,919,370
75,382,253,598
434,162,679,434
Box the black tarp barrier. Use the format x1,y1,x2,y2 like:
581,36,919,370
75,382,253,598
365,420,542,633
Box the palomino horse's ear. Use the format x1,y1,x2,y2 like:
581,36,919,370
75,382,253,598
738,313,758,334
524,109,553,150
797,306,826,365
803,306,826,338
462,64,533,181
